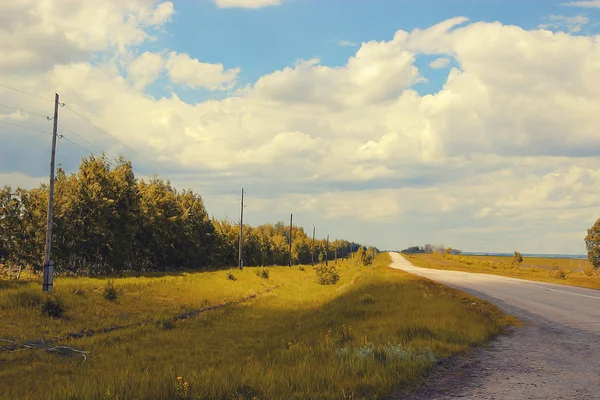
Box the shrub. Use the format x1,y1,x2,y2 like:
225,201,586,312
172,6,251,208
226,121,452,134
226,271,237,281
157,319,175,330
551,268,566,280
298,265,305,271
41,295,65,317
359,294,375,304
513,251,523,264
255,268,269,279
315,264,340,285
103,280,118,301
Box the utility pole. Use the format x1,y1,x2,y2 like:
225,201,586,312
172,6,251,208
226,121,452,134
42,93,59,293
311,226,315,266
288,213,293,266
238,188,244,270
325,235,329,266
334,240,337,264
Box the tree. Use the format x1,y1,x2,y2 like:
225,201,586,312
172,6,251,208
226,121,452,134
513,251,523,264
585,218,600,269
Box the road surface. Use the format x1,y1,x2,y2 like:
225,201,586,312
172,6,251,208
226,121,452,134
388,252,600,400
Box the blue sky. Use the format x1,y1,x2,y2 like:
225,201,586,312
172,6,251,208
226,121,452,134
141,0,600,101
2,0,600,254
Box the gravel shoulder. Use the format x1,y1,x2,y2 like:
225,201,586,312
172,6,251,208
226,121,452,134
387,252,600,400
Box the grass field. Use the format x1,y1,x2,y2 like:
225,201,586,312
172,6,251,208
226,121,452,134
402,252,600,290
0,254,513,400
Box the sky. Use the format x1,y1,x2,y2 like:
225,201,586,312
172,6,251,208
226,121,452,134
1,0,600,255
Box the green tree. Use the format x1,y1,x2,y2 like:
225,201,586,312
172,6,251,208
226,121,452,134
585,218,600,269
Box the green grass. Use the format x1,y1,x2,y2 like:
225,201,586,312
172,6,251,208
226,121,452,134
403,252,600,290
0,255,512,400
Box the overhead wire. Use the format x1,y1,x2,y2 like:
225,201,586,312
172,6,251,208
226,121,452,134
0,83,55,102
57,124,152,178
0,103,50,118
62,104,171,174
0,120,53,135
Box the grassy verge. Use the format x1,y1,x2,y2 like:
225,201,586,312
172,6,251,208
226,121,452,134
403,252,600,290
1,254,511,400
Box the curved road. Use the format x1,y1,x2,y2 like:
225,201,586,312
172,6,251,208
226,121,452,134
388,252,600,400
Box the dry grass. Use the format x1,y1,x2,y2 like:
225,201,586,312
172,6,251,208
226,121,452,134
0,254,511,400
404,253,600,290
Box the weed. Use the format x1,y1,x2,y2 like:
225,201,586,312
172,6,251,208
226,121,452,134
41,295,65,317
315,264,340,285
255,268,269,279
175,376,190,399
226,271,237,281
359,294,375,304
551,268,566,280
298,265,305,271
103,280,118,301
157,319,175,330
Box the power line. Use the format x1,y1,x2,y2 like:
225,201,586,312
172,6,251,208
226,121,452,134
0,103,50,118
62,104,170,174
57,125,151,178
0,83,54,102
0,120,53,135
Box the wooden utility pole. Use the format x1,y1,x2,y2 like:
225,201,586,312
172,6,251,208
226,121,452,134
42,93,59,293
288,213,293,266
325,235,329,266
238,188,244,270
334,240,337,264
311,226,315,266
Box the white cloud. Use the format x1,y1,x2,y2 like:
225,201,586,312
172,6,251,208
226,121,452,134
212,0,283,9
429,57,450,69
539,14,590,33
127,52,165,90
166,52,240,91
563,0,600,7
0,1,174,72
3,7,600,253
338,40,358,47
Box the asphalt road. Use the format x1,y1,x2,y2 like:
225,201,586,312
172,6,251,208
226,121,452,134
388,252,600,400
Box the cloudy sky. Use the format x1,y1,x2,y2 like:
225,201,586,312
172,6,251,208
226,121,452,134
1,0,600,255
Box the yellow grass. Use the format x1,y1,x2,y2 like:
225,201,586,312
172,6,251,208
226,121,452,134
0,254,512,400
403,252,600,290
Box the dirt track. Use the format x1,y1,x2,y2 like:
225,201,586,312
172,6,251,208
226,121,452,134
387,252,600,400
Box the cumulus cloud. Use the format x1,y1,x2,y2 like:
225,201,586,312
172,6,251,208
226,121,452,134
0,1,174,72
212,0,283,9
429,57,450,69
166,52,240,91
2,4,600,253
127,52,165,90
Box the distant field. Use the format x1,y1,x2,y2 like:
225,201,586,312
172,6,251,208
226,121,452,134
0,254,512,400
403,252,600,290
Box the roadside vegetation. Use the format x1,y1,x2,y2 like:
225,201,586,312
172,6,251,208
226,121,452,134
402,251,600,290
0,253,512,400
0,155,373,278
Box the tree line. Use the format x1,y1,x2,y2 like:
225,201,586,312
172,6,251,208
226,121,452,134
0,155,375,276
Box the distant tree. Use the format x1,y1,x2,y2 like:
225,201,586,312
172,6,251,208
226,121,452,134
585,218,600,269
513,251,523,264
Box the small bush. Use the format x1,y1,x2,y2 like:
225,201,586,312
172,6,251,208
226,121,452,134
359,294,375,304
157,319,175,330
255,268,269,279
226,271,237,281
298,265,305,271
103,280,118,301
41,295,65,317
551,268,566,280
315,264,340,285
